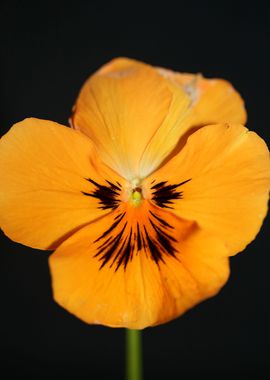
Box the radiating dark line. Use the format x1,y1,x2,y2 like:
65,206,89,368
96,223,127,269
136,222,142,251
98,234,123,269
149,219,177,257
115,229,133,271
93,209,180,271
151,179,191,209
87,178,119,194
106,180,121,191
82,178,121,210
96,236,113,250
110,232,129,269
94,213,125,243
143,225,164,264
85,177,188,270
149,210,173,229
123,229,134,269
151,181,167,190
149,219,177,242
114,212,125,220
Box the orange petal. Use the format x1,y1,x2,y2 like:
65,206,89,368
72,58,247,179
144,124,270,255
71,57,191,179
49,201,229,329
158,68,247,126
0,118,126,249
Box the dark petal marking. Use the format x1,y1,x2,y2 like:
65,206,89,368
94,213,125,243
151,179,191,208
114,212,125,220
149,219,177,243
96,236,113,251
151,181,167,190
149,210,173,229
93,207,181,271
98,236,123,269
143,226,164,265
149,219,178,260
83,178,186,271
82,178,121,210
136,222,142,251
105,180,121,191
95,222,127,269
109,232,129,269
115,229,133,271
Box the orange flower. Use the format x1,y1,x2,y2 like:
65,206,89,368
0,58,269,329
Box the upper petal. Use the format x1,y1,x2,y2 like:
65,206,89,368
50,202,229,329
158,68,247,126
71,58,191,180
72,58,247,179
0,118,126,249
144,124,270,255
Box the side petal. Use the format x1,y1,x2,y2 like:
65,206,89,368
49,203,229,329
158,68,247,126
145,124,270,255
71,57,191,180
0,118,126,249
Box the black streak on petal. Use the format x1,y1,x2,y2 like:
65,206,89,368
93,209,180,271
82,178,121,210
149,210,173,229
85,178,186,271
94,213,126,243
151,179,191,208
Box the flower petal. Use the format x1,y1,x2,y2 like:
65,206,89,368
71,58,191,179
0,118,126,249
145,124,270,255
158,68,247,126
49,203,229,329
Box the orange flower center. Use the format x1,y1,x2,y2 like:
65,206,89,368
81,177,192,270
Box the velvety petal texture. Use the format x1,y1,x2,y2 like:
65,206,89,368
145,123,270,255
50,202,229,329
0,118,126,249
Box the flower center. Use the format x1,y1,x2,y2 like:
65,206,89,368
130,187,143,207
82,176,192,270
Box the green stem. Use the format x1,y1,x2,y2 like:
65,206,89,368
126,329,143,380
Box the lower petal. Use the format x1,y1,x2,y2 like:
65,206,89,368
49,206,229,329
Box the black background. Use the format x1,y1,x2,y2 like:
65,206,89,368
0,1,269,379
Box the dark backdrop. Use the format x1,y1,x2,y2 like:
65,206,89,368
0,1,269,379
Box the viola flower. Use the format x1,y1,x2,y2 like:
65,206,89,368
0,58,269,329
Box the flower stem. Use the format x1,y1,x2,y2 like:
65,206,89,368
126,329,143,380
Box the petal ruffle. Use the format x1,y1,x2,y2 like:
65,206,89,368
158,68,247,126
49,202,229,329
0,118,126,249
71,57,192,179
144,124,270,255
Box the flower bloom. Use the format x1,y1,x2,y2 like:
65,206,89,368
0,58,269,329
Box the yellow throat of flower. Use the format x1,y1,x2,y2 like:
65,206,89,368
130,189,143,207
